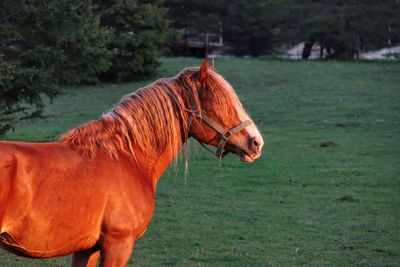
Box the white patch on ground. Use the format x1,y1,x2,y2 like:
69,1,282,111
360,46,400,60
281,43,400,60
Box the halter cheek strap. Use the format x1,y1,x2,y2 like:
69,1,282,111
193,111,252,160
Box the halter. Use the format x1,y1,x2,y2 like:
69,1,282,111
192,111,252,160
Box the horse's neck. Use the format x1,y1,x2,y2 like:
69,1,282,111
131,136,184,191
123,108,187,189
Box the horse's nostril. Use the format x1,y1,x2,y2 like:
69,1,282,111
249,137,261,151
253,139,260,148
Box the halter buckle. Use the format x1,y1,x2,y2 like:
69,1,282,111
222,130,233,140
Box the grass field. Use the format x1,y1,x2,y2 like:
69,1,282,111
1,57,399,266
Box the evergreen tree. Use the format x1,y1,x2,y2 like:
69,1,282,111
98,0,176,82
165,0,224,32
223,0,277,56
0,0,111,137
0,62,58,136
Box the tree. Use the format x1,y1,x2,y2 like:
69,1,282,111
223,0,278,56
165,0,224,32
0,62,58,136
166,0,279,56
0,0,111,137
97,0,176,82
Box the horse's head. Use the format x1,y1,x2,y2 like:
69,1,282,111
188,59,264,163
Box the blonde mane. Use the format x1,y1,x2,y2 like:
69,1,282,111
61,67,245,160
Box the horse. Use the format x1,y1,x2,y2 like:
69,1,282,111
0,59,263,267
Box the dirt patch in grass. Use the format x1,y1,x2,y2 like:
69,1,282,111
336,195,359,203
313,141,337,148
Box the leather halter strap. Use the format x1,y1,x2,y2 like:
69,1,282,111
193,111,252,160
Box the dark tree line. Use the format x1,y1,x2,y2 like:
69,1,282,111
166,0,400,58
280,0,400,59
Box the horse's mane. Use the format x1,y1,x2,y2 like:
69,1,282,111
61,67,245,160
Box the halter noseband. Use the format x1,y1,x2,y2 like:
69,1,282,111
192,111,252,160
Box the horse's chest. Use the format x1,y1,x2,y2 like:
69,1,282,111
101,182,155,240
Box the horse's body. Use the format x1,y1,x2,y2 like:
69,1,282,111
0,60,263,266
0,142,156,257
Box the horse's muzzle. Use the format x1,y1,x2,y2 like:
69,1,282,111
249,136,263,154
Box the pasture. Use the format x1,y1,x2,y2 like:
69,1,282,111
1,57,399,266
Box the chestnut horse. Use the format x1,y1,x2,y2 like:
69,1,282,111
0,60,263,266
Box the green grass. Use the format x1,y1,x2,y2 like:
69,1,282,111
1,58,399,266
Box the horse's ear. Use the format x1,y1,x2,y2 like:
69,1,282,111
199,58,208,83
209,58,215,71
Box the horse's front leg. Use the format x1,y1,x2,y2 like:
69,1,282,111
71,247,100,267
99,235,135,267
